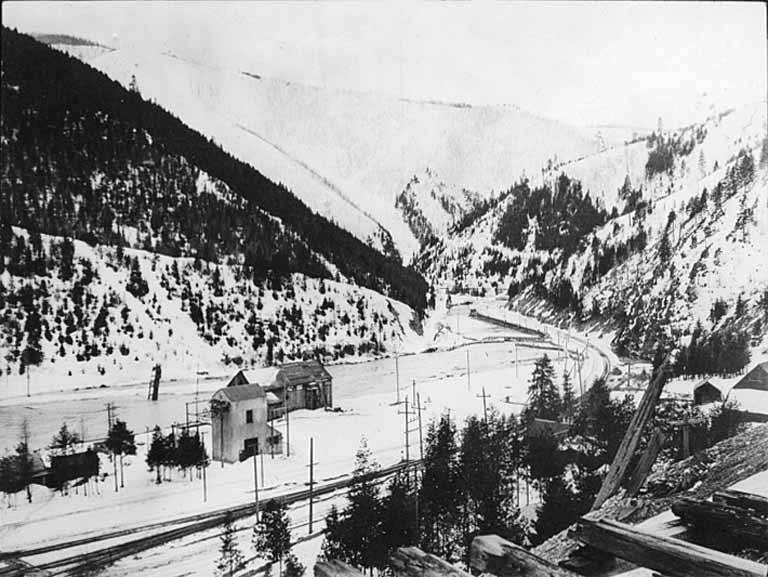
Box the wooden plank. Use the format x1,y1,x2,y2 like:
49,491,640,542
569,518,768,577
712,490,768,516
470,535,580,577
390,546,472,577
591,358,672,510
671,497,768,548
625,427,666,497
314,560,364,577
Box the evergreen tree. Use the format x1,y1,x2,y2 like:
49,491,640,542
284,553,305,577
253,500,292,576
50,422,81,454
216,514,245,576
126,257,149,298
419,414,462,561
561,372,576,423
380,473,418,556
106,419,136,489
524,355,561,421
146,425,165,484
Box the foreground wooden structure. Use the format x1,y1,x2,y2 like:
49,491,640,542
591,359,671,510
470,535,579,577
569,517,767,577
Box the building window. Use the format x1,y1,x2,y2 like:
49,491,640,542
246,409,253,423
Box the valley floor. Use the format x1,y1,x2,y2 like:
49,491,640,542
0,298,616,575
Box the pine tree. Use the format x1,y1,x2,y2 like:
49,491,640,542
126,257,149,298
146,425,165,484
524,355,561,421
216,514,245,576
658,232,671,262
50,422,81,454
253,500,291,575
106,419,136,489
380,473,418,557
419,414,462,561
561,372,575,424
284,553,305,577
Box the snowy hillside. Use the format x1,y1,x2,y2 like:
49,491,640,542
47,40,600,261
0,227,422,398
416,102,768,357
395,168,488,248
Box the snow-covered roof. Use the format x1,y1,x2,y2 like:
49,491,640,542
726,388,768,417
239,367,281,388
214,383,265,402
732,361,768,392
265,392,280,404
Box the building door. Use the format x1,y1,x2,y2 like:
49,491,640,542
244,437,259,456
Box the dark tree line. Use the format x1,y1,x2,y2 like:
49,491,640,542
674,322,751,378
1,27,428,313
494,175,607,258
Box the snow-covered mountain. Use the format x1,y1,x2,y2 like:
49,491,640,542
46,38,601,261
416,102,768,357
395,168,488,248
0,28,430,396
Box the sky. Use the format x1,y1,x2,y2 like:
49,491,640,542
2,1,766,129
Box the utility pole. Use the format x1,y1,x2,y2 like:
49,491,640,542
416,393,424,462
253,446,259,521
466,349,471,391
201,432,208,503
476,387,490,424
307,437,318,534
577,349,584,397
514,343,519,377
284,386,290,457
395,353,401,405
403,396,410,464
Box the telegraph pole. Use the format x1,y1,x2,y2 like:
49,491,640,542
476,387,491,424
514,343,519,377
253,446,259,521
284,387,290,457
201,432,208,502
403,396,410,464
308,437,318,534
416,393,424,462
395,353,401,404
466,349,471,391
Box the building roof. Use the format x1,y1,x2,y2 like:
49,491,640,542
215,383,265,402
230,367,281,388
272,359,332,388
732,361,768,392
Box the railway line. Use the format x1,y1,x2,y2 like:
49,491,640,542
0,460,420,577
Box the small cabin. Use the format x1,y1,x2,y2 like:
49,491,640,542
693,380,723,406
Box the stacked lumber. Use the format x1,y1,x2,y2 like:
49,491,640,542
570,517,768,577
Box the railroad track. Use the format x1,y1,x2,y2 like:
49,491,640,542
0,460,419,577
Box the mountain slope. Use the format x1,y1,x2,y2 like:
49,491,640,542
416,102,768,358
46,39,601,261
0,27,428,394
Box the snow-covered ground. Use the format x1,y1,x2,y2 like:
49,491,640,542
0,301,608,575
